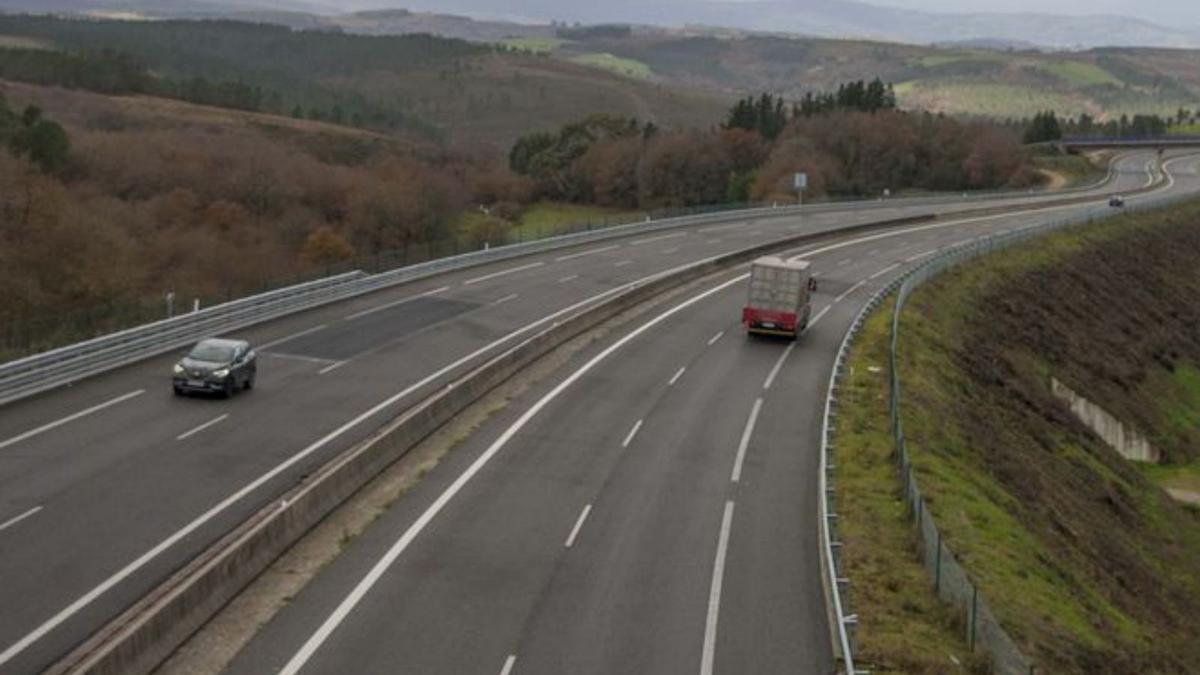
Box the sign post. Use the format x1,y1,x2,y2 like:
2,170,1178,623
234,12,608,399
793,171,808,207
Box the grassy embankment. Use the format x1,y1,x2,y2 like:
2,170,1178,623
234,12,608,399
454,202,635,242
1029,147,1108,189
836,200,1200,673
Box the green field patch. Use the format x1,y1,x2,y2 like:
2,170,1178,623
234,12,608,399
568,52,655,80
915,51,1007,68
0,35,53,50
896,81,1086,118
1035,60,1122,87
501,37,568,54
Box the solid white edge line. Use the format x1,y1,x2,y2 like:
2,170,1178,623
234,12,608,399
499,654,517,675
699,221,746,233
273,274,749,675
622,419,644,448
259,324,328,350
554,244,619,262
707,330,725,346
762,343,795,390
809,305,832,328
834,280,867,304
0,506,43,533
176,414,230,442
668,366,687,386
463,262,544,286
318,361,346,376
730,399,763,483
343,287,449,321
785,198,1119,264
868,263,901,280
0,389,145,452
563,504,593,548
631,231,686,246
904,249,935,262
699,500,735,675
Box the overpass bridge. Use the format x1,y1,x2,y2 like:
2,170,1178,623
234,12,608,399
1060,135,1200,151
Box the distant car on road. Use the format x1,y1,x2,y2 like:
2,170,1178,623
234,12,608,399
1109,195,1126,207
173,338,257,397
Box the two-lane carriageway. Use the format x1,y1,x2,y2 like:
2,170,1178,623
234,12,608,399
218,153,1200,675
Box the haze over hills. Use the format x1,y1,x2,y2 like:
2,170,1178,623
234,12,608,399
0,4,1197,123
370,0,1200,50
14,0,1197,49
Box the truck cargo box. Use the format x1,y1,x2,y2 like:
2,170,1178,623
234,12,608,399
742,256,814,339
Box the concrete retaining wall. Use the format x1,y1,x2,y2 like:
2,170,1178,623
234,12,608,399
1051,377,1159,463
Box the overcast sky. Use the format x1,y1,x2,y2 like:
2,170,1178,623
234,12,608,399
871,0,1192,23
327,0,1194,27
316,0,1190,27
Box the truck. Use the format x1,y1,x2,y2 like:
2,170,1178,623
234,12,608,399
742,256,816,339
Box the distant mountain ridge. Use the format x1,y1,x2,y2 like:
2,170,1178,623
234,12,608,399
373,0,1200,49
2,0,1196,49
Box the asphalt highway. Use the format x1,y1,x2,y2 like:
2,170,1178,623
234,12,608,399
0,152,1183,674
219,153,1200,675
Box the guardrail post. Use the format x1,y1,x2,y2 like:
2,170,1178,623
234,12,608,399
934,531,942,592
969,586,978,651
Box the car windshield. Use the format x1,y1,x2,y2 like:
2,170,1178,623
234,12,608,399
188,342,236,362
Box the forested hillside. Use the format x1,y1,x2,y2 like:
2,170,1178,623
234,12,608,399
0,15,727,146
505,29,1200,122
0,15,1064,361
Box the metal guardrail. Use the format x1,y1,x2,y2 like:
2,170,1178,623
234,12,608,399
0,158,1130,408
820,157,1197,674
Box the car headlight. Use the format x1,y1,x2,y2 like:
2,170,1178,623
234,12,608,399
213,368,230,379
173,364,185,375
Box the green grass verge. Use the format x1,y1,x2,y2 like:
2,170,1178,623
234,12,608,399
837,299,989,674
454,201,636,242
839,201,1200,672
1031,153,1106,188
515,201,634,235
567,52,655,80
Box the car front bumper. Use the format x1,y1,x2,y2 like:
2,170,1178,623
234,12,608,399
173,376,229,392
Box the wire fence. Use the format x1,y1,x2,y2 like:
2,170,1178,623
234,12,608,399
826,161,1200,673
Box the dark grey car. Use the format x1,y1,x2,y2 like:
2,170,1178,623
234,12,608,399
173,338,257,397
